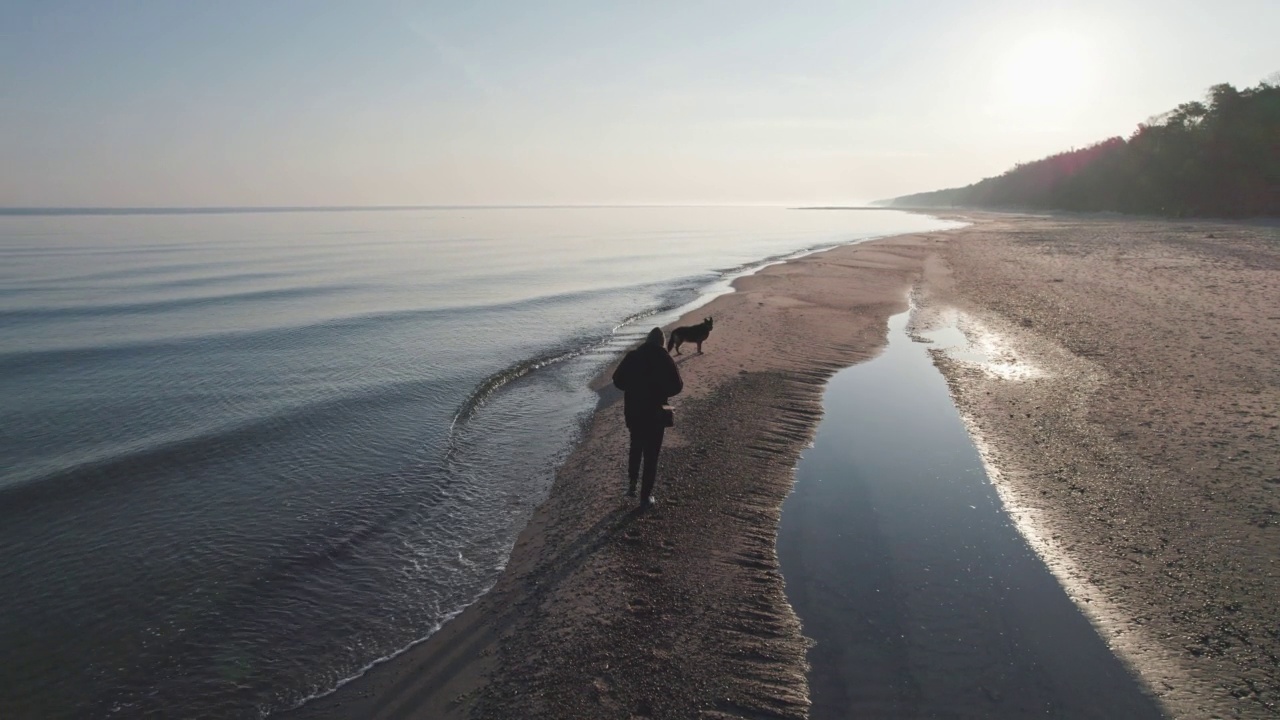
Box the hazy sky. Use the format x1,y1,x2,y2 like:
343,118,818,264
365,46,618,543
2,1,1276,207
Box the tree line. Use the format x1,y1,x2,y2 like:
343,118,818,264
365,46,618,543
885,79,1280,217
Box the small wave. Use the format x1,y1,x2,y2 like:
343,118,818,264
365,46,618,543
422,281,666,319
279,598,479,717
0,280,701,376
445,280,706,432
447,345,589,436
81,465,471,719
0,307,435,376
0,336,233,375
2,241,213,258
41,270,290,293
440,279,711,473
0,261,255,295
0,285,360,325
611,286,698,332
712,239,851,277
0,374,445,514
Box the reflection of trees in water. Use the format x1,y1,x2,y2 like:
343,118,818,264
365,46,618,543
892,79,1280,217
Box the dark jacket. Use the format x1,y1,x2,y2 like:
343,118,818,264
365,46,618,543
612,342,683,430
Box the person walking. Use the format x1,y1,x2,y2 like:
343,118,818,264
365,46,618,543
612,327,683,507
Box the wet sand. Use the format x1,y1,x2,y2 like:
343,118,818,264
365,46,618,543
290,212,1278,719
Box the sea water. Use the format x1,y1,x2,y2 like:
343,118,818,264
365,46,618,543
0,206,957,718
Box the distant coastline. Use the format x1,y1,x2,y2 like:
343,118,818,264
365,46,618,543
790,205,896,211
880,79,1279,218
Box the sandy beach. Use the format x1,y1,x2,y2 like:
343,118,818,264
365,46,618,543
290,212,1278,719
917,213,1279,718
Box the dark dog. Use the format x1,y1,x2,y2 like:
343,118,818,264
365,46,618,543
667,317,713,355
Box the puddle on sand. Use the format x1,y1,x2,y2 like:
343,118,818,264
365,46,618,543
777,307,1161,719
915,308,1043,381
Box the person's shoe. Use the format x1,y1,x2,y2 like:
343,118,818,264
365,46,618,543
626,483,637,497
643,495,657,508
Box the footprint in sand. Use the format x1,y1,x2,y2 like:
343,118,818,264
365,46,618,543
627,598,655,617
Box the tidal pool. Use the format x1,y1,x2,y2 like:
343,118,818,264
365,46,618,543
777,307,1162,718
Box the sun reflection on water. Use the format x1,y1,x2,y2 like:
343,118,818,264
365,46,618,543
916,308,1044,381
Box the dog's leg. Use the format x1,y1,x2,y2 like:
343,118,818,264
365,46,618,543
696,340,703,354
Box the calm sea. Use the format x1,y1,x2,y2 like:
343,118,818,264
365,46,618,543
0,206,957,718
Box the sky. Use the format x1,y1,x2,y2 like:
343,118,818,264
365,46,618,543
1,0,1276,207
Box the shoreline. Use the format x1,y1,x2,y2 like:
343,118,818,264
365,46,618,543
287,222,944,719
290,211,1279,719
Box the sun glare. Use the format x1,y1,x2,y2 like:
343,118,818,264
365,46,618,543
992,32,1094,112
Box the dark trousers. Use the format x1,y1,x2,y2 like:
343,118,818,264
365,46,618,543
627,425,666,500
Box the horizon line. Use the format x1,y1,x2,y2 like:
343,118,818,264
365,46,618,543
0,203,882,218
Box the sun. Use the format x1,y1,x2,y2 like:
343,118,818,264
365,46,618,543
992,32,1094,111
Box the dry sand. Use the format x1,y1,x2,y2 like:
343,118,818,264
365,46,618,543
289,212,1278,719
